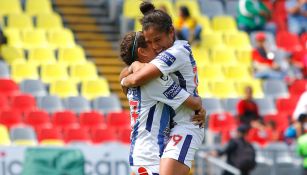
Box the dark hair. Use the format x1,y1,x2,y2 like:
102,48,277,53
140,1,173,33
180,6,190,18
119,31,147,65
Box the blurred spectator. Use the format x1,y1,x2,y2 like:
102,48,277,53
297,133,307,175
285,0,307,35
293,84,307,119
174,6,202,45
265,120,282,142
252,32,286,79
284,114,307,144
211,125,256,175
237,0,276,34
237,86,260,126
283,52,304,84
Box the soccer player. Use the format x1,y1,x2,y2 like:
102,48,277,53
121,2,205,175
120,32,204,175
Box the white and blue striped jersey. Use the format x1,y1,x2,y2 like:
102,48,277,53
127,74,190,166
150,40,200,129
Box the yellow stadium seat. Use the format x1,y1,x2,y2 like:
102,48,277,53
50,80,79,98
153,0,176,19
235,80,264,98
196,16,212,33
224,31,251,49
211,48,237,66
210,81,239,98
0,124,11,145
134,18,142,31
40,139,64,146
1,45,25,64
11,61,39,83
236,48,253,66
197,81,213,98
123,0,143,19
36,13,63,30
25,0,53,15
6,13,33,30
22,29,48,49
3,28,22,47
198,65,224,81
70,62,98,84
81,78,111,100
58,46,87,66
223,66,253,81
47,28,75,48
175,0,201,18
13,140,37,146
28,47,56,66
0,0,22,16
212,15,237,32
192,47,210,67
41,64,69,84
201,32,224,49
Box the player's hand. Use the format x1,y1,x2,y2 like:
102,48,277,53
129,61,146,73
192,106,206,128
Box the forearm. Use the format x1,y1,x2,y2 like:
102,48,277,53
183,96,202,111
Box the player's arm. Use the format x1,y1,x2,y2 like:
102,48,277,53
119,67,131,95
183,96,202,111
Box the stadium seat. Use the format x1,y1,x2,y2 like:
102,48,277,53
28,47,56,66
212,16,237,32
276,31,302,52
11,94,37,114
22,29,48,49
36,13,63,30
255,98,277,116
6,13,33,30
0,124,10,145
20,79,47,97
123,0,143,19
24,109,50,131
225,0,239,17
3,28,23,47
0,78,19,98
276,97,299,117
106,111,130,128
37,126,63,142
63,96,91,114
223,66,253,81
10,125,37,144
289,79,307,96
81,78,111,100
11,61,39,83
224,31,251,49
235,80,264,98
40,139,64,146
209,81,239,98
201,32,225,49
37,95,63,114
0,94,9,110
197,80,212,98
58,46,87,66
118,127,131,144
209,112,237,133
64,127,91,144
69,62,98,84
223,98,240,115
201,98,224,115
199,0,224,18
41,64,69,84
92,94,122,114
47,28,75,48
79,111,105,130
236,48,253,66
152,0,176,19
0,61,10,78
191,47,210,67
52,110,78,131
0,109,22,128
49,80,79,98
196,15,212,34
300,32,307,49
211,48,237,66
25,0,53,15
200,65,224,81
1,45,25,64
0,0,22,17
91,127,118,144
175,0,201,17
263,79,289,99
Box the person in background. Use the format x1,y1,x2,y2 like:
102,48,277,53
297,133,307,175
285,0,307,35
237,0,276,34
174,6,202,45
293,84,307,120
237,86,260,126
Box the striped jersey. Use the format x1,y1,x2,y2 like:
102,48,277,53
127,74,190,166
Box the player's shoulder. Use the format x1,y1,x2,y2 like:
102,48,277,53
167,40,190,55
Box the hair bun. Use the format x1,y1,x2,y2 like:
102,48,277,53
140,1,155,15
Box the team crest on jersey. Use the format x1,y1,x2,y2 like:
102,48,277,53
157,52,176,66
163,82,181,99
160,75,169,81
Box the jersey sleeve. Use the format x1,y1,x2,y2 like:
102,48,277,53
143,75,190,110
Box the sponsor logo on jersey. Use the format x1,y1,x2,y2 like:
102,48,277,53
160,75,169,81
163,82,181,99
157,52,176,66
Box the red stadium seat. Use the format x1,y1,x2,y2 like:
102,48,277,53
300,32,307,49
106,111,130,128
91,127,118,144
79,111,105,130
52,110,78,131
247,128,271,146
0,94,9,111
276,31,302,52
64,126,91,143
276,97,299,117
209,112,237,133
118,127,131,144
289,79,307,96
0,78,19,98
263,113,289,132
11,93,36,114
24,109,50,131
0,109,22,128
38,126,62,142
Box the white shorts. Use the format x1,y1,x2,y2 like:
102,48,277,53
161,126,205,168
130,165,160,175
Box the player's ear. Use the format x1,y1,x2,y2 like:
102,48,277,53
138,47,146,58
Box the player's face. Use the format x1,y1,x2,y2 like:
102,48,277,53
143,26,175,55
138,46,157,63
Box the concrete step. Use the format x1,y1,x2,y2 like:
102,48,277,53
94,57,124,66
98,66,123,74
63,16,97,24
57,6,108,16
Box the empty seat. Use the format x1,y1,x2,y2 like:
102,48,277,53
79,111,105,130
276,31,302,52
91,127,118,144
106,111,130,128
225,0,239,17
175,0,201,17
0,61,10,78
236,48,253,66
41,64,69,84
289,80,307,96
37,126,63,142
0,0,22,16
191,47,210,67
0,94,9,110
255,98,277,116
11,61,39,83
37,95,63,113
24,109,50,131
81,78,111,100
20,79,47,97
211,48,237,66
40,139,64,146
52,110,78,131
223,66,252,81
223,98,240,115
22,29,48,49
47,28,75,48
0,78,19,97
11,94,37,114
92,94,122,114
200,0,224,18
263,79,289,99
209,112,237,133
1,45,25,64
118,127,131,144
10,125,37,143
201,32,224,49
276,97,299,116
6,13,33,30
212,16,237,32
123,0,143,19
0,124,10,145
3,28,23,48
58,46,87,66
63,96,91,114
49,80,79,98
200,65,224,81
36,13,63,30
210,81,239,98
224,31,251,49
201,98,224,115
28,47,56,66
69,62,98,83
25,0,52,15
0,109,22,128
64,127,90,143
